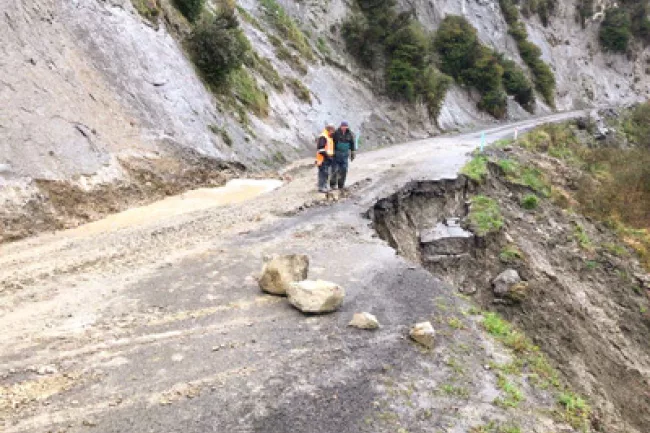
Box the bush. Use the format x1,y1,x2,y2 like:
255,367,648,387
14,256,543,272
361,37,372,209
479,90,508,119
419,66,452,121
599,8,631,52
342,3,450,123
500,58,535,112
461,155,488,182
521,194,539,210
469,195,504,236
174,0,204,22
188,10,250,87
228,69,269,117
433,16,481,81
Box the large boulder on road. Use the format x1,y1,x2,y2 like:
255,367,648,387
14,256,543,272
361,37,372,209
258,254,309,296
492,269,521,297
286,280,345,314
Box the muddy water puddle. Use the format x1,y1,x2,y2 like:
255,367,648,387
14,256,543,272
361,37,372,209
72,179,283,236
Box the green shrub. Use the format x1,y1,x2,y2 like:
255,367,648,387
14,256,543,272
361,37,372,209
188,9,250,87
599,8,631,52
576,0,594,28
498,3,556,107
479,90,508,119
245,52,284,91
228,69,269,117
342,3,450,123
557,393,591,431
500,58,535,112
434,16,481,81
500,245,523,263
419,66,452,121
469,195,504,236
174,0,204,22
521,194,539,210
461,156,488,182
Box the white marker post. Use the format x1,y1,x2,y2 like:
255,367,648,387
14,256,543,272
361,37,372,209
480,132,486,153
514,127,519,141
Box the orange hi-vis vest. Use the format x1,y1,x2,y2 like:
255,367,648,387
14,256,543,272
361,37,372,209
315,129,334,166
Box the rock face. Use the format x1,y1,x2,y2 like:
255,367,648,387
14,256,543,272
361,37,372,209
349,312,380,330
492,269,522,297
409,321,435,348
286,280,345,314
258,255,309,296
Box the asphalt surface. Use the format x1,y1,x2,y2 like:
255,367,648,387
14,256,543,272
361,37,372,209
0,111,587,433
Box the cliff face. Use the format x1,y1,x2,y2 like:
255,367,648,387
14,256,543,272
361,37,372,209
0,0,647,240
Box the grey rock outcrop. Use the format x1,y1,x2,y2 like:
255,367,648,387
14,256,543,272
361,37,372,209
286,280,345,314
409,321,435,348
492,269,522,297
349,312,380,330
258,255,309,296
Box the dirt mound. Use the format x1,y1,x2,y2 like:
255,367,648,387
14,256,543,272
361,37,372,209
369,153,650,433
0,147,245,244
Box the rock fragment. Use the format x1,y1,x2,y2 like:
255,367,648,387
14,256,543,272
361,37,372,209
286,280,345,314
258,254,309,295
409,321,435,348
349,312,380,330
492,269,521,297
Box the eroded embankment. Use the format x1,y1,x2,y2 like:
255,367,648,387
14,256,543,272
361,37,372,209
0,147,246,243
368,167,650,433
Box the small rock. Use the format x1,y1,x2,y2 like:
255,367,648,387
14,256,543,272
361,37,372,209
349,312,380,330
409,321,435,348
258,254,310,296
492,269,521,297
37,365,57,375
286,280,345,314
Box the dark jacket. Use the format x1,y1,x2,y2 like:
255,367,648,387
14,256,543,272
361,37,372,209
333,128,356,152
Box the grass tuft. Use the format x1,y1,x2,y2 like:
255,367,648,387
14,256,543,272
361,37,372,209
520,193,539,210
468,196,504,236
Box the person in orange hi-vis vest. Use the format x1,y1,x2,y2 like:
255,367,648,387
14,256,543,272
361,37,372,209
316,123,336,193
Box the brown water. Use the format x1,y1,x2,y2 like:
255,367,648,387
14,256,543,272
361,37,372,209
72,179,283,236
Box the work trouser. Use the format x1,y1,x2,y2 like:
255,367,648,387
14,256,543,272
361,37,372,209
317,157,333,191
330,151,349,190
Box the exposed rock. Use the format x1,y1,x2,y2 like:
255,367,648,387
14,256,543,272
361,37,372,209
258,255,309,296
492,269,522,297
409,321,435,348
420,219,474,256
37,365,58,375
286,280,345,314
349,312,380,330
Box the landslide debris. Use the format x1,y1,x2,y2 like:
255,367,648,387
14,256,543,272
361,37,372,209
369,113,650,433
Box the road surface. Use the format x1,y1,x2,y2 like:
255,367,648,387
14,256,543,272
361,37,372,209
0,111,586,433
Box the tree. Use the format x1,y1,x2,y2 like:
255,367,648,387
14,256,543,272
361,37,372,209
599,8,632,52
174,0,204,22
188,9,250,87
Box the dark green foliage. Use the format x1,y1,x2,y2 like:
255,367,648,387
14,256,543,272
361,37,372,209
419,66,452,120
479,90,508,119
500,57,535,112
433,16,481,81
433,16,511,118
499,0,519,25
259,0,313,60
599,8,632,52
576,0,594,28
498,4,556,107
174,0,204,22
188,9,250,87
342,2,449,122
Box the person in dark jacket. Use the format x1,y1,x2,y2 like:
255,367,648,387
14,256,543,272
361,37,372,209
330,121,357,190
